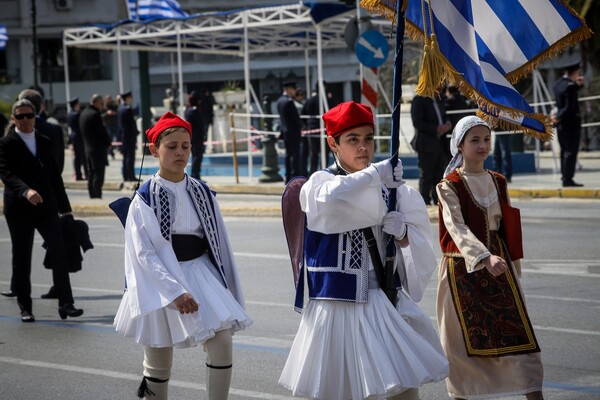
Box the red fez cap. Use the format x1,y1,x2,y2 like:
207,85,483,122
145,112,192,144
322,101,374,137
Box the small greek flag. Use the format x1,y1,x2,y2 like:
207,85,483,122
362,0,592,139
0,25,8,50
127,0,188,20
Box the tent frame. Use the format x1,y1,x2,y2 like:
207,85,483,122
62,2,390,176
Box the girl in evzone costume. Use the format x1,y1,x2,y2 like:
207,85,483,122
113,112,252,400
279,101,449,400
436,116,544,400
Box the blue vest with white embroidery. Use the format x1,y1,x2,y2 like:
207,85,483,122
136,175,229,288
294,168,388,311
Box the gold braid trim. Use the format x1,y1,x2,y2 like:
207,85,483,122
360,0,407,26
505,0,593,84
505,26,592,84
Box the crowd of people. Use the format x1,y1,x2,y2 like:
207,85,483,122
1,67,589,398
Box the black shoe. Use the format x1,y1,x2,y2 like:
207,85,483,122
58,304,84,320
562,180,584,187
41,286,58,299
1,290,16,298
21,310,35,323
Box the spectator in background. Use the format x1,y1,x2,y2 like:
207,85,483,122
0,112,8,138
493,132,513,183
277,81,303,183
444,85,474,158
80,94,111,199
118,91,139,182
0,98,83,321
18,89,65,174
411,92,453,205
552,62,585,187
102,95,120,160
199,89,215,139
293,88,308,176
184,91,206,181
67,97,87,181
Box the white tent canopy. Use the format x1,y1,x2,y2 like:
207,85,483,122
62,2,362,110
62,2,391,173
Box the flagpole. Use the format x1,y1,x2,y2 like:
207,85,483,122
384,0,406,306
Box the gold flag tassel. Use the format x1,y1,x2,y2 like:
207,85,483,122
415,0,457,98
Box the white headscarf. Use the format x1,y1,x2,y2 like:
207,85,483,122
443,116,490,177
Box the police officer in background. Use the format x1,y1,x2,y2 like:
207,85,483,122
552,62,585,187
67,97,87,181
118,91,139,182
277,81,303,183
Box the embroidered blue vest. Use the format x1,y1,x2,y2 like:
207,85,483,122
137,175,228,287
294,167,389,311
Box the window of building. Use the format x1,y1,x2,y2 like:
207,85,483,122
38,38,112,83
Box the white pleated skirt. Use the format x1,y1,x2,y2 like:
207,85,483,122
114,253,252,349
279,289,449,400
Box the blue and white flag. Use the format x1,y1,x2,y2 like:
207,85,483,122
362,0,592,139
127,0,188,21
0,25,8,50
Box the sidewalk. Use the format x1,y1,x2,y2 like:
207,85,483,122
2,150,599,218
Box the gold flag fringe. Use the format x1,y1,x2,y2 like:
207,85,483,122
505,26,592,84
359,0,587,140
360,0,405,25
415,33,459,98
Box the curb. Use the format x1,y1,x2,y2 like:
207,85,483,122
508,188,599,199
68,205,283,218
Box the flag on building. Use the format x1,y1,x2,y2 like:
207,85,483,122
361,0,592,139
127,0,188,21
0,25,8,50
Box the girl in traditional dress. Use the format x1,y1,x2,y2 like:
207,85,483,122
279,101,448,400
436,116,544,399
113,112,252,400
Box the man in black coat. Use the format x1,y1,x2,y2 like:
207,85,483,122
79,94,112,198
118,91,139,182
410,94,453,205
18,89,65,173
184,91,206,180
0,98,83,321
67,97,87,181
277,81,303,183
552,62,585,187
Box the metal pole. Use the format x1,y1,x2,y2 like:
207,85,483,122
384,2,406,307
117,34,124,95
31,0,38,88
316,24,327,169
243,11,253,181
62,34,71,105
176,24,184,116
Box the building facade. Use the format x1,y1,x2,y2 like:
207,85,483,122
0,0,370,119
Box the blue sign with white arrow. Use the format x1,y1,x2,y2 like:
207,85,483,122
354,30,389,68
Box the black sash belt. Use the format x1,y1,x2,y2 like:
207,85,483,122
171,234,209,262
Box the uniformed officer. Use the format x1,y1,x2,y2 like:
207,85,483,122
552,62,584,187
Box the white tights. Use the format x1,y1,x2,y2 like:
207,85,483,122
141,329,233,400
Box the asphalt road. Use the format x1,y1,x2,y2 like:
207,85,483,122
0,198,599,399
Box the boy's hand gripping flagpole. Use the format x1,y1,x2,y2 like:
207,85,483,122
384,0,406,307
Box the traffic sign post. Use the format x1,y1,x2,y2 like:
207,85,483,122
354,30,389,68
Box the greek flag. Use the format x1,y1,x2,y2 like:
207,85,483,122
362,0,592,139
0,25,7,50
127,0,188,20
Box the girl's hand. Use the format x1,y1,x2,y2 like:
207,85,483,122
172,293,199,314
483,255,508,277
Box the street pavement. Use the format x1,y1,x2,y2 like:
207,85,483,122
1,149,599,219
